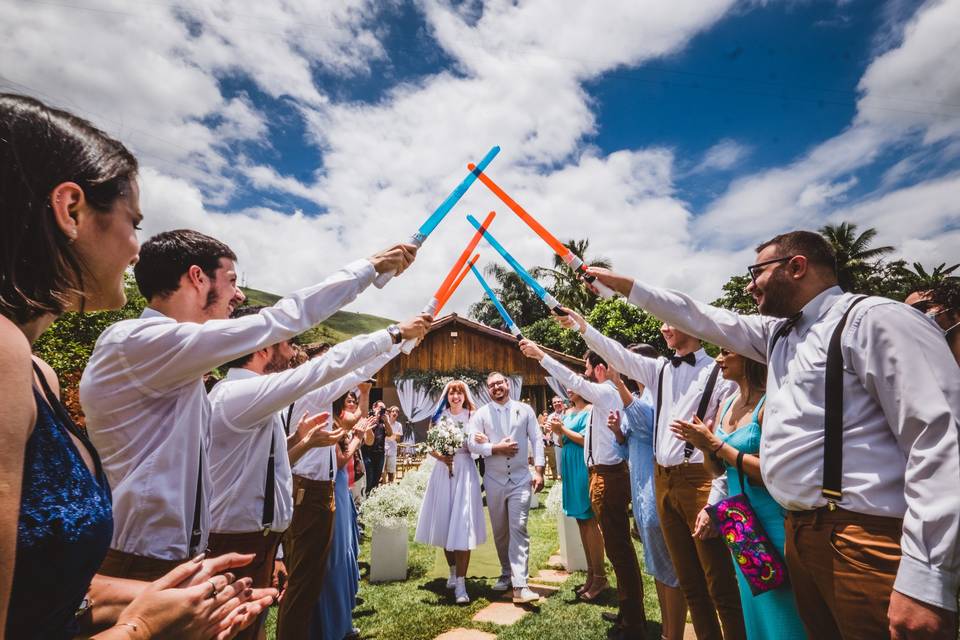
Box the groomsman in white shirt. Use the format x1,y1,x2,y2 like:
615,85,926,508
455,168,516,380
468,372,545,604
521,342,648,640
81,228,416,581
554,309,742,640
586,230,960,640
206,306,425,640
280,350,400,640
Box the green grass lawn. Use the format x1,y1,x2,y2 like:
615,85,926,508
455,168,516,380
265,481,666,639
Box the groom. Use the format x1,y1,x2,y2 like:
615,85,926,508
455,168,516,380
469,372,546,604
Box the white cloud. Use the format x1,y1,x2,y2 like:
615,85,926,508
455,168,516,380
692,139,751,173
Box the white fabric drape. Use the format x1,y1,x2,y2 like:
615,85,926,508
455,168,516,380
509,375,523,401
396,379,441,422
545,376,569,402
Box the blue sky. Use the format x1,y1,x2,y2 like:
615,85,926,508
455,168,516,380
2,0,958,317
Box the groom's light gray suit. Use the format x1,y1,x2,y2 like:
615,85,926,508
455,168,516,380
469,399,545,587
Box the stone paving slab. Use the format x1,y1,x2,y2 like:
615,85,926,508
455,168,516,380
546,554,564,568
433,628,497,640
531,569,570,583
472,602,531,625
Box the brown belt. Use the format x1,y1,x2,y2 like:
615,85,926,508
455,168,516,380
787,506,903,527
589,461,628,473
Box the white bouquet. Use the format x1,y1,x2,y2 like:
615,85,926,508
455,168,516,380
426,416,465,476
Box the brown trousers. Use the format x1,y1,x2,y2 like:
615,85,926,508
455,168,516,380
97,548,184,582
276,476,336,640
654,463,744,640
208,530,283,640
590,462,647,638
785,507,903,640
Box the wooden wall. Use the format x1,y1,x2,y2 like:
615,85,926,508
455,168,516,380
375,316,581,387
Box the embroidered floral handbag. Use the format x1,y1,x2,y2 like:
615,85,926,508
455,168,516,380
705,451,789,595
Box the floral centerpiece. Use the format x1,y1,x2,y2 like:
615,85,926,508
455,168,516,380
426,415,465,477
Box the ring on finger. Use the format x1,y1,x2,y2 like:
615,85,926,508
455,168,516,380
207,579,219,599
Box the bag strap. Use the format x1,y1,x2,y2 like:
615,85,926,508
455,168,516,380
653,362,667,455
586,406,595,467
688,363,722,460
822,295,868,509
735,450,746,490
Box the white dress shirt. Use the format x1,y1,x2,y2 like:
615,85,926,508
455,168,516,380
627,280,960,611
538,354,625,466
80,259,376,560
207,329,393,533
468,400,545,486
290,348,400,482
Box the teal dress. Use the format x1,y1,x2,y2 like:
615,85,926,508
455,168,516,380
560,409,593,520
717,396,806,640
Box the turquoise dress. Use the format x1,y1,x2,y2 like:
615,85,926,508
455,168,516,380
717,396,806,640
560,409,592,520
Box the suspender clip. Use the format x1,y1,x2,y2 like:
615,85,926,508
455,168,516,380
821,488,842,512
262,526,272,536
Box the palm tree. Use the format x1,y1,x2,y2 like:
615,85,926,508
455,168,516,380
904,262,960,292
468,262,550,329
532,238,612,314
819,222,895,292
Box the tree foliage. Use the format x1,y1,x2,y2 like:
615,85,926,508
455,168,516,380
819,222,895,293
532,238,612,314
468,263,550,330
711,274,756,313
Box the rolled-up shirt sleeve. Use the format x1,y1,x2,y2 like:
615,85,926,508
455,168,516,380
851,304,960,611
628,280,771,364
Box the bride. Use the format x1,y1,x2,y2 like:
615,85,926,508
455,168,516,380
414,380,487,604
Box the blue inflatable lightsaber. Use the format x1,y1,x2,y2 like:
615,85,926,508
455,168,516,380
373,145,501,288
469,261,522,340
466,214,567,316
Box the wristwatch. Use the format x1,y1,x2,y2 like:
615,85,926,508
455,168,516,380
387,324,403,344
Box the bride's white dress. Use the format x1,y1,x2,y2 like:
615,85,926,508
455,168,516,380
414,409,487,550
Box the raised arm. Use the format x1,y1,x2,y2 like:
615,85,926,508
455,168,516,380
521,339,620,409
292,346,401,419
105,259,380,394
853,303,960,619
588,267,771,362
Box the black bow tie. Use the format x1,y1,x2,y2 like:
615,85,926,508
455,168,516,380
670,353,696,367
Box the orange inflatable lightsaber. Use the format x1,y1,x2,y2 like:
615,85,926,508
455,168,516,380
466,164,616,299
435,254,479,315
399,211,495,354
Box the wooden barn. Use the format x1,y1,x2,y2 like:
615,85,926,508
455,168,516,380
371,313,583,439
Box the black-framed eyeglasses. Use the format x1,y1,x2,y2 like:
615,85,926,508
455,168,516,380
747,255,796,284
909,299,937,313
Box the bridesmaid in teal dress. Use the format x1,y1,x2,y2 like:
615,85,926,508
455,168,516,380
548,388,608,600
672,349,806,640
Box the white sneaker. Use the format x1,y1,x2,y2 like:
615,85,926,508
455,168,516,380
492,576,511,592
446,567,456,589
455,577,470,604
512,586,540,604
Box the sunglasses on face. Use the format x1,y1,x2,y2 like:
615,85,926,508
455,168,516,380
747,255,796,284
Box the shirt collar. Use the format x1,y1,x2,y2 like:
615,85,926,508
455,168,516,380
224,367,258,381
140,306,168,320
795,285,845,335
692,348,710,363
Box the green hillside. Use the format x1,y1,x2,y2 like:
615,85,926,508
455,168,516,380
240,286,395,345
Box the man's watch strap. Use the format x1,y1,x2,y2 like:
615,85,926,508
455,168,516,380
387,324,403,344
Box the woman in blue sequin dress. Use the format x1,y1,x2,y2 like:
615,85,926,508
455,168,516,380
0,93,271,639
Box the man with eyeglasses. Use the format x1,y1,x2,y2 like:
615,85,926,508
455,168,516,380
467,372,545,605
581,230,960,640
905,280,960,366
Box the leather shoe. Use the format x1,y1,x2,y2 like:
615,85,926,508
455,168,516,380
601,611,621,624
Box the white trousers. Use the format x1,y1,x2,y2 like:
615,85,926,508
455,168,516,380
484,479,531,588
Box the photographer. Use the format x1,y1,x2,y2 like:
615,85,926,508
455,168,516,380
361,400,392,494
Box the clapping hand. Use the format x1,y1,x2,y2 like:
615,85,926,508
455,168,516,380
606,410,622,436
547,415,564,436
296,411,342,448
670,416,718,452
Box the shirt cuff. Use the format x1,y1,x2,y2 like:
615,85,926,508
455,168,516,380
707,478,727,505
370,329,394,355
350,258,377,285
628,280,653,308
477,443,494,457
894,554,960,612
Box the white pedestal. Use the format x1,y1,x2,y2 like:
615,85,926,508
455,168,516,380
557,513,588,572
369,525,408,583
